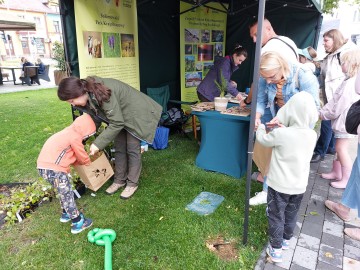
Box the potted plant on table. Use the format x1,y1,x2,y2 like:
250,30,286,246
214,71,229,111
52,41,70,85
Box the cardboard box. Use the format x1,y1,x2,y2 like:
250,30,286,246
74,152,114,191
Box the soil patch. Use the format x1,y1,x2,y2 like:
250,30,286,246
205,235,238,261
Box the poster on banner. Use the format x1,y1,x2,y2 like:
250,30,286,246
179,2,228,102
74,0,140,89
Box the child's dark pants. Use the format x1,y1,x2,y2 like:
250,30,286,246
38,169,80,219
267,186,304,249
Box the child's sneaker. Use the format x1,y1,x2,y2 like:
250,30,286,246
266,244,283,263
70,214,93,234
60,212,71,223
282,239,290,250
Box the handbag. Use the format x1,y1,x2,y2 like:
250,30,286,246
345,99,360,135
151,126,170,150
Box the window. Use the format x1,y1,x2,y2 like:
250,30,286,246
54,21,60,33
33,17,41,25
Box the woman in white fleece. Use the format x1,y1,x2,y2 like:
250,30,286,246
318,49,360,189
256,91,318,263
324,70,360,241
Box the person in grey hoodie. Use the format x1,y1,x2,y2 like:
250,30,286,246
255,91,318,263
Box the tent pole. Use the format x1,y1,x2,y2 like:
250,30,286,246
242,0,265,245
313,14,323,49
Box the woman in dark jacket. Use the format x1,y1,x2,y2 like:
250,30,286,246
196,44,247,102
58,76,162,199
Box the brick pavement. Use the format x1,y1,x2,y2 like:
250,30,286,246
254,154,360,270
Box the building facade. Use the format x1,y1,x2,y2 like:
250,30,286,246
0,0,62,62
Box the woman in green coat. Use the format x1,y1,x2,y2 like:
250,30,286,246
58,76,162,199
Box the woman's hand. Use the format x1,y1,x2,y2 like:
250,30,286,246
235,92,243,101
89,144,99,155
230,80,237,88
254,117,262,131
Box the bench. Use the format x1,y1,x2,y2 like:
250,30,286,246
21,66,39,86
1,72,9,81
38,65,50,82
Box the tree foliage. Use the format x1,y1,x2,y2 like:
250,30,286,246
323,0,360,14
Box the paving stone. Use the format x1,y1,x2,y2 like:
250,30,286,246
321,233,344,249
292,246,317,270
343,256,360,270
310,194,326,202
273,248,294,269
288,236,298,250
301,220,323,238
318,243,343,268
289,264,309,270
328,188,343,201
306,198,325,215
311,188,328,198
304,213,324,225
316,261,342,270
321,232,343,250
344,244,360,260
344,234,360,249
293,222,302,237
324,209,344,225
264,263,287,270
323,221,344,238
297,233,320,251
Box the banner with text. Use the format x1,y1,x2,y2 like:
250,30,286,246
74,0,140,89
180,2,227,102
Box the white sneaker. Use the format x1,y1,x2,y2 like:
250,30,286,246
249,191,267,206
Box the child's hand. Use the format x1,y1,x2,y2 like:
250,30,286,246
89,144,99,155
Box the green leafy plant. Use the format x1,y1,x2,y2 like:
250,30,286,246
214,71,227,97
52,41,66,71
0,179,54,224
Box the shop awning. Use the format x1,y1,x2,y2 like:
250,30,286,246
0,13,36,31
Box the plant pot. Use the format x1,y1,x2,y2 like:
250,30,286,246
214,97,228,111
54,70,69,85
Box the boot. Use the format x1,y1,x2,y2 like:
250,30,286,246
331,167,351,189
321,160,342,180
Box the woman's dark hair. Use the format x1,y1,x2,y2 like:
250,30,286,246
58,76,111,106
231,43,248,58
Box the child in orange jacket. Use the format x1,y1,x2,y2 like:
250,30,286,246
37,113,95,234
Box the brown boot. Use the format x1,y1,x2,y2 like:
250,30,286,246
321,160,342,180
331,167,351,189
325,200,351,221
344,228,360,241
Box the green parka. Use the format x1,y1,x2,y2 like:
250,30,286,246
87,76,162,150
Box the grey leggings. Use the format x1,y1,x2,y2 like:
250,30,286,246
38,169,79,219
267,186,303,249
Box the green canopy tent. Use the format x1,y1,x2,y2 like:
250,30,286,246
59,0,322,244
59,0,322,97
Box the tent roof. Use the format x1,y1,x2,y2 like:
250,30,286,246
0,13,36,31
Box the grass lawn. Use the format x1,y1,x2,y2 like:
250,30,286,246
0,89,267,269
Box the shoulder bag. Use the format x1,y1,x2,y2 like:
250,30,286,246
345,99,360,135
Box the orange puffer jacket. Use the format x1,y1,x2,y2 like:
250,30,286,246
37,114,96,173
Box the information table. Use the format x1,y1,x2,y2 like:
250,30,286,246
192,108,250,179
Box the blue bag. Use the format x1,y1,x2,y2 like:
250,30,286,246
151,126,169,150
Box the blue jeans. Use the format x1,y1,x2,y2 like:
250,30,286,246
314,120,335,158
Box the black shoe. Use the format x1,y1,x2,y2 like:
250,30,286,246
327,149,336,155
310,154,324,163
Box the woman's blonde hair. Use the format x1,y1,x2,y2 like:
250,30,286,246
260,51,290,80
341,49,360,77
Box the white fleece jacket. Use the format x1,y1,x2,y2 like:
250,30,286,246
256,92,318,195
